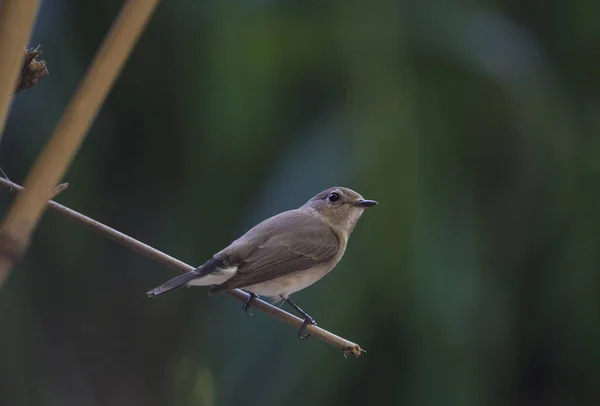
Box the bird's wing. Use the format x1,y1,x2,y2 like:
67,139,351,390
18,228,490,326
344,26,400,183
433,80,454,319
210,215,340,293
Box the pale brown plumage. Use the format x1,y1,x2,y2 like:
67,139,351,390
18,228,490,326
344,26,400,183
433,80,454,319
209,209,341,294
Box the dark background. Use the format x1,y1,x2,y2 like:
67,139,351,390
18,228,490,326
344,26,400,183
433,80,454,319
1,1,599,405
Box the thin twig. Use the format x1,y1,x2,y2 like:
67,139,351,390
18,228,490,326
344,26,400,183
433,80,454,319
0,177,364,357
0,0,160,286
0,0,41,141
50,183,69,199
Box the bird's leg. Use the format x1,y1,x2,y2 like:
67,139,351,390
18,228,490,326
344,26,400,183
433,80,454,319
283,297,317,340
241,291,259,316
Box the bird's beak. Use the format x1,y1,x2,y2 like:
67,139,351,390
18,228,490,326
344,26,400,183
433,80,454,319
354,199,378,208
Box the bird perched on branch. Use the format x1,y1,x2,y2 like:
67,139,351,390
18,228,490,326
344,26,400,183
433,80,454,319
147,186,377,339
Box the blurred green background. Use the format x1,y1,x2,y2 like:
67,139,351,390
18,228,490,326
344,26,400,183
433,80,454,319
1,1,600,405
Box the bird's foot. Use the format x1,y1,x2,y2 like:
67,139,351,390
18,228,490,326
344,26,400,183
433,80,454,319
242,292,258,316
298,316,317,340
282,297,317,340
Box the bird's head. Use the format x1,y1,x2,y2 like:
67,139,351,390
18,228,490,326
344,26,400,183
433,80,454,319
303,186,378,233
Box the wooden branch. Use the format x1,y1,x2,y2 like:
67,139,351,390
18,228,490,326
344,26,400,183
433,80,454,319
0,176,364,357
0,0,41,140
0,0,160,286
15,47,49,93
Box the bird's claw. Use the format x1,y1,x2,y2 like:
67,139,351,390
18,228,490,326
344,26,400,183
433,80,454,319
298,317,317,340
242,292,258,316
242,303,252,316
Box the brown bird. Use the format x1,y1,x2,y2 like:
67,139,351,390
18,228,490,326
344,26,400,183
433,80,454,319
147,186,377,339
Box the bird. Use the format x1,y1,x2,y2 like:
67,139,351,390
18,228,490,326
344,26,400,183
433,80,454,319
147,186,378,339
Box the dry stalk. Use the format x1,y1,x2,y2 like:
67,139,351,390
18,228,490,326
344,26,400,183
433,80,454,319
0,0,160,286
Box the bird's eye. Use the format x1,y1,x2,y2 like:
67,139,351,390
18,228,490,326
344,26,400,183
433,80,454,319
327,192,340,203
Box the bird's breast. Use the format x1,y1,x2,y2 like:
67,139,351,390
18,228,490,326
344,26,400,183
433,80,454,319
244,262,335,299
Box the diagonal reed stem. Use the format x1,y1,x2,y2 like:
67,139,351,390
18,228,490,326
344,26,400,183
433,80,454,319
0,0,160,287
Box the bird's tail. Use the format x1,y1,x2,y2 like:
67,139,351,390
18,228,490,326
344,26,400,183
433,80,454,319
146,271,200,297
147,258,222,298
